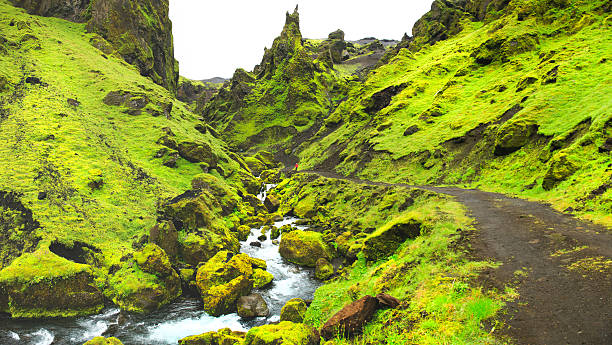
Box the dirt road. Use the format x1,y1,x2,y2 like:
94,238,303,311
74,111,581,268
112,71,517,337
301,170,612,345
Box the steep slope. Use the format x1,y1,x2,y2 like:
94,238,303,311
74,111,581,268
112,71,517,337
9,0,179,92
0,0,262,318
293,0,612,225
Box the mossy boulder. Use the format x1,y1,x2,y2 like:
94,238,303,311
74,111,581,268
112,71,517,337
244,321,320,345
0,248,104,318
178,141,219,166
363,216,422,262
235,225,252,241
315,258,334,280
195,251,255,316
542,152,580,190
252,268,274,289
134,243,177,279
293,196,318,219
494,118,539,155
279,230,334,267
180,231,240,267
83,337,124,345
280,298,308,323
179,328,245,345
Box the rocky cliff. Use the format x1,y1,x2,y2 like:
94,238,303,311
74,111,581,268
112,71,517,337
10,0,179,92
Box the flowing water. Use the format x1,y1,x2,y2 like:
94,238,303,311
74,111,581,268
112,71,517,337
0,185,320,345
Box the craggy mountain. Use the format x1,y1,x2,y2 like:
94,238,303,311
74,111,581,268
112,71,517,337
10,0,179,91
203,0,612,224
0,0,611,344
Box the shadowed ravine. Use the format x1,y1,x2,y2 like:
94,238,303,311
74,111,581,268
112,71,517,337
298,170,612,345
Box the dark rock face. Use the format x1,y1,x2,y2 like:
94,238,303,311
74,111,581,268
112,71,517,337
86,0,178,92
9,0,91,22
0,191,40,270
412,0,511,47
149,221,179,258
320,295,380,340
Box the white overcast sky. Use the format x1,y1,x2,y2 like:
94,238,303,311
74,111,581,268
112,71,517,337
170,1,433,79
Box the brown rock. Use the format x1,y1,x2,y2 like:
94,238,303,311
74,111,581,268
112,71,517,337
320,295,379,340
375,293,400,308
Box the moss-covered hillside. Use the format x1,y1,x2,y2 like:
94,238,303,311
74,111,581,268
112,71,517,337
0,0,266,318
205,0,611,225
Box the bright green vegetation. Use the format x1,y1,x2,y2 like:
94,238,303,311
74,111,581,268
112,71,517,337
83,336,124,345
279,175,509,344
0,0,262,317
292,0,611,225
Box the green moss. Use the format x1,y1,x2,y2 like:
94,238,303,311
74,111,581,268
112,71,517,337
303,180,504,344
179,328,244,345
314,258,333,280
195,251,254,316
83,337,124,345
244,321,319,345
278,230,334,267
252,268,274,289
280,298,308,323
363,214,423,262
542,151,580,190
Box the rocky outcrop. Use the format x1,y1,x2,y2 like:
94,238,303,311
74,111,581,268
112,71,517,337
10,0,179,92
9,0,91,22
86,0,178,92
363,216,422,261
279,230,334,267
244,322,320,345
412,0,511,48
253,6,302,79
280,298,308,323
